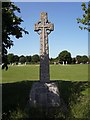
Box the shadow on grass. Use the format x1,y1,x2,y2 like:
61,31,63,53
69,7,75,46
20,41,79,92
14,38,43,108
2,80,89,119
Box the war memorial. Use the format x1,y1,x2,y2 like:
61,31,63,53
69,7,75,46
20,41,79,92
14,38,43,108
27,12,66,119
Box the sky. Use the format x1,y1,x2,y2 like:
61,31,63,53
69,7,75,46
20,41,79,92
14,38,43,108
8,2,88,58
11,0,88,1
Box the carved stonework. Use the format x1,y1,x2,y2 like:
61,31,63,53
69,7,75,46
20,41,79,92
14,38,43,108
34,12,54,82
28,13,67,118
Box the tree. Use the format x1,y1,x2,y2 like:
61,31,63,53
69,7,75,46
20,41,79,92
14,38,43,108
2,2,29,70
72,57,76,64
14,55,19,63
26,55,31,63
76,55,89,64
58,50,72,64
19,55,26,64
77,2,90,32
31,54,40,63
49,57,59,64
7,53,14,64
81,55,89,64
76,55,82,64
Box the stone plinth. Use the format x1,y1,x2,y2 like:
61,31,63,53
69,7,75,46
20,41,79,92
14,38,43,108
27,81,62,118
29,81,60,108
27,81,67,118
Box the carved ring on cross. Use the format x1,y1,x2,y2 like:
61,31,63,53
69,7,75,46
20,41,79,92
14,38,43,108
34,21,53,35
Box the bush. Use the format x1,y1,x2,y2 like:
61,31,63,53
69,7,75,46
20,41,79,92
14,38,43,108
9,108,28,120
71,95,90,119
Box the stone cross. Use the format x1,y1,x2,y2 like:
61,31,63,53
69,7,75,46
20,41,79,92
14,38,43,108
34,12,54,82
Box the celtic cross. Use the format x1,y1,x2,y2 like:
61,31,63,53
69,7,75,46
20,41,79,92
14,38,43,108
34,12,54,82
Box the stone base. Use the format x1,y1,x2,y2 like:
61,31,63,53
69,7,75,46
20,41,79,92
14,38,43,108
29,81,60,108
25,81,67,119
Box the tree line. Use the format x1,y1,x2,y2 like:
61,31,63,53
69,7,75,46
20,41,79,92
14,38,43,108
7,50,90,65
7,54,40,65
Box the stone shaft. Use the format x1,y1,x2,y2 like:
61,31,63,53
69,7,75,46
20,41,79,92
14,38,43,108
34,12,54,82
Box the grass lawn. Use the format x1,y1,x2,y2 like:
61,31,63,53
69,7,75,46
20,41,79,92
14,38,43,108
2,64,88,83
2,64,89,119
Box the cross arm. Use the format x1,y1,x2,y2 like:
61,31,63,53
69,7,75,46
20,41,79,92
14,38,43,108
46,22,54,31
34,21,41,32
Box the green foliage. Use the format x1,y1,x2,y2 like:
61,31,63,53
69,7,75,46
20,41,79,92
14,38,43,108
9,108,28,120
57,81,89,119
58,50,72,64
76,55,82,64
50,57,59,64
13,55,19,63
71,58,76,64
31,54,40,63
7,53,14,64
19,55,26,64
6,52,90,65
2,2,29,70
71,94,89,119
81,55,89,63
76,55,89,64
77,2,90,32
25,55,31,63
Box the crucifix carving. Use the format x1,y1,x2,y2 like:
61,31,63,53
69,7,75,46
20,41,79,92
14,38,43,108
34,12,54,82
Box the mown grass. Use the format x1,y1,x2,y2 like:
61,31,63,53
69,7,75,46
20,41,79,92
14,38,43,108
50,64,88,81
2,64,88,83
2,65,39,83
2,64,89,119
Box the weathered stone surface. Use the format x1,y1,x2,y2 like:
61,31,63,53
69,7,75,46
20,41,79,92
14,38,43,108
28,13,62,116
28,82,68,119
28,12,61,109
29,82,60,108
34,12,54,82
